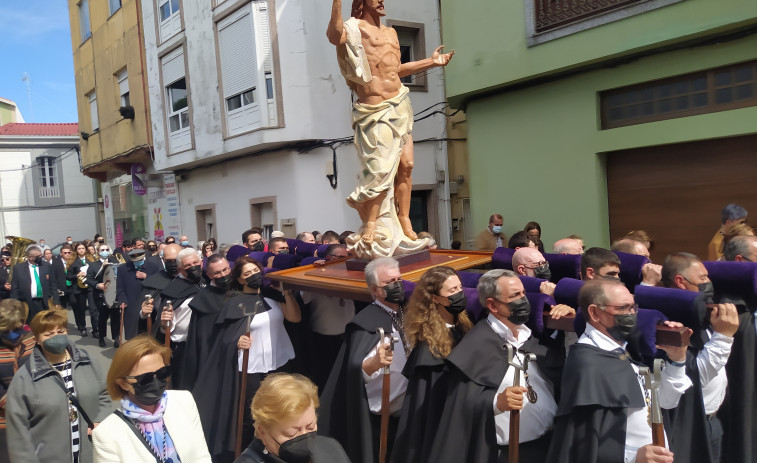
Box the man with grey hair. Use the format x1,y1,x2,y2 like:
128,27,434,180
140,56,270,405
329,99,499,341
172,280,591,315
552,238,583,255
296,231,316,243
708,203,748,261
430,269,569,463
547,280,691,463
10,245,60,322
152,246,204,386
723,235,757,262
321,256,409,463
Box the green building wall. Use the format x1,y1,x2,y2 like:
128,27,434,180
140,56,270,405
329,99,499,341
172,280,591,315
465,34,757,248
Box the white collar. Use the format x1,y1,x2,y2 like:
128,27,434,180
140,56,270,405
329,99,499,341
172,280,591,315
487,313,532,349
582,323,627,352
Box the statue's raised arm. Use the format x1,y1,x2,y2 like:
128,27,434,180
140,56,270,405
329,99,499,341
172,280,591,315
326,0,347,46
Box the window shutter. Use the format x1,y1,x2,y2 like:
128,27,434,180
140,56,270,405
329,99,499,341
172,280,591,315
218,9,257,98
118,71,129,96
255,2,272,73
162,48,185,86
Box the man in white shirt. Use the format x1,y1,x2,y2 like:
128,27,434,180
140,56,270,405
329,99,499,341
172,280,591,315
319,257,409,463
429,269,572,463
547,279,692,463
660,252,738,462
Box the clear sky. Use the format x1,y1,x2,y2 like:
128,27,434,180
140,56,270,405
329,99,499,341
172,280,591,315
0,0,78,123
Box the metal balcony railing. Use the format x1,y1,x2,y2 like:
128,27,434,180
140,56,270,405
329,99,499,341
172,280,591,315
39,187,60,198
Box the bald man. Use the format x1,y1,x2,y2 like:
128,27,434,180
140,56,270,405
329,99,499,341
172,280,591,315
513,247,557,297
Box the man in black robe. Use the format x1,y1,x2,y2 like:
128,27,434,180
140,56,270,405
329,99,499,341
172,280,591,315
427,269,570,463
320,257,409,463
546,280,692,463
115,248,160,340
140,243,182,333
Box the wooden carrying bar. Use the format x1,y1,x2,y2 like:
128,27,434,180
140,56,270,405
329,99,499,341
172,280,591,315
543,313,691,347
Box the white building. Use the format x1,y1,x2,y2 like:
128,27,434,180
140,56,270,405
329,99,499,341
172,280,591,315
0,123,98,243
139,0,452,247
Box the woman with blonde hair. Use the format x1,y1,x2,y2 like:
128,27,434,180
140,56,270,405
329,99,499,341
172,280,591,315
93,335,210,462
391,265,473,463
235,373,349,463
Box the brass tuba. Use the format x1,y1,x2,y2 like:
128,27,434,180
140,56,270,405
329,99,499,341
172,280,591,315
5,236,37,283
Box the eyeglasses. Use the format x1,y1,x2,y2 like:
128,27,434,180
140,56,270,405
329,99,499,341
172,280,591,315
600,303,638,314
125,365,172,386
525,261,549,269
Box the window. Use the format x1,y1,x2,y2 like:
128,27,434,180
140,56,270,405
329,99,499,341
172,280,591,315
162,47,191,153
388,21,427,91
37,157,59,198
601,60,757,129
109,0,122,15
79,0,91,42
116,69,130,107
88,91,99,131
158,0,182,41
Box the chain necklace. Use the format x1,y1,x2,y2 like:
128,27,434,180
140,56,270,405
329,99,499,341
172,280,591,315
486,319,538,404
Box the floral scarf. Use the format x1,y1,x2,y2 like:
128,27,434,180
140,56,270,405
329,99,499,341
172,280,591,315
120,392,181,463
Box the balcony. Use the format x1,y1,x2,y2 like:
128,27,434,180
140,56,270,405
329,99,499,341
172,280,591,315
39,187,60,199
534,0,648,33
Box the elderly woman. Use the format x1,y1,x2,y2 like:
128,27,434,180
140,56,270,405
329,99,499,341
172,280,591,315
0,299,36,459
235,373,349,463
6,309,110,463
391,266,473,463
93,335,210,462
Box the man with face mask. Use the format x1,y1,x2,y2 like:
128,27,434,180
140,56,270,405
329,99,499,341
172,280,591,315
428,269,565,463
153,247,204,388
86,243,121,347
513,247,557,297
115,248,160,342
546,280,692,463
243,227,266,252
182,254,233,391
475,214,507,251
660,252,738,463
10,245,60,322
140,243,182,335
320,257,409,463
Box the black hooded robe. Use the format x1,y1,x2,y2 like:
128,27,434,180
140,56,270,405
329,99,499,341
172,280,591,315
318,303,394,463
183,284,229,390
426,320,564,463
140,269,174,333
545,343,647,463
156,276,201,388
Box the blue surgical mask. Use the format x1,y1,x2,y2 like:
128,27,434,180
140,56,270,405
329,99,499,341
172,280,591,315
100,251,110,259
180,241,190,247
492,225,503,234
1,327,23,344
134,259,145,269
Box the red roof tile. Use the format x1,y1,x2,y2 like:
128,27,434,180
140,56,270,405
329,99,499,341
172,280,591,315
0,123,79,137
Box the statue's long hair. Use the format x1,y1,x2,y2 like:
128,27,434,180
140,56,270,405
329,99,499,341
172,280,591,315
351,0,364,19
405,266,473,359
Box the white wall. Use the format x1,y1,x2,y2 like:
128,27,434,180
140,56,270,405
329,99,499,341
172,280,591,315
0,151,34,208
2,207,97,243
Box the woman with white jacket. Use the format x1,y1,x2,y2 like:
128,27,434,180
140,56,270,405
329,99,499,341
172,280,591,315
93,335,211,462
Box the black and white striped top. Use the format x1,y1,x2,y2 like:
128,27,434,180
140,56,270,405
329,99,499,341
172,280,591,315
53,358,80,461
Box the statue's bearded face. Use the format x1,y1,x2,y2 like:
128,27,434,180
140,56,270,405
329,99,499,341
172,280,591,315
353,0,385,18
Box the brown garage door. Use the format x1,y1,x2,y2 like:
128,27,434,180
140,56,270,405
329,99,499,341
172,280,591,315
607,134,757,263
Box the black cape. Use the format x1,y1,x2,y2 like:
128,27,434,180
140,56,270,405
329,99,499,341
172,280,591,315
545,343,646,463
234,436,351,463
426,320,564,463
717,298,757,463
195,292,270,461
318,303,393,463
183,283,230,390
140,269,175,332
390,328,463,463
156,276,201,387
662,349,712,463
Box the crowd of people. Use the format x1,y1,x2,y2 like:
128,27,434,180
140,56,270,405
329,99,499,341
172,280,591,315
0,202,754,462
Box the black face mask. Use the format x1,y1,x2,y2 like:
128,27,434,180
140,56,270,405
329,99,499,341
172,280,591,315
533,265,551,281
214,274,232,291
277,431,317,463
698,281,715,304
132,375,168,406
251,242,265,252
444,291,467,315
382,280,405,304
245,273,263,290
164,259,179,277
147,245,157,252
27,256,39,265
507,297,531,325
606,313,637,343
185,265,203,283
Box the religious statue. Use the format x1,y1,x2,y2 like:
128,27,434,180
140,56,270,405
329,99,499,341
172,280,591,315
328,0,454,260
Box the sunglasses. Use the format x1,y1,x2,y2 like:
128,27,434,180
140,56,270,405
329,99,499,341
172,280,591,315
125,365,172,386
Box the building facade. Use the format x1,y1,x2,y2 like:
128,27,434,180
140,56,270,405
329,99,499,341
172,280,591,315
0,98,25,126
67,0,156,246
0,123,98,242
138,0,453,247
441,0,757,258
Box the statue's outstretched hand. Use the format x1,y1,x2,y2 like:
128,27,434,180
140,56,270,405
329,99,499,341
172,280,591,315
432,46,455,66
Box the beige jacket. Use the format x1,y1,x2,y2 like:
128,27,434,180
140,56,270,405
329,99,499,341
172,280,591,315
93,390,211,463
474,228,507,251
